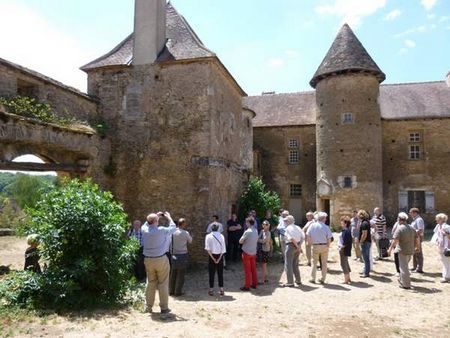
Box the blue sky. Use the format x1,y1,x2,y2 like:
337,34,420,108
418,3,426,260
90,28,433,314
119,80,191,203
0,0,448,95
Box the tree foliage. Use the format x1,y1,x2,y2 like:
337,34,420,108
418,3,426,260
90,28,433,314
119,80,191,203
5,174,56,209
0,179,137,309
238,177,281,223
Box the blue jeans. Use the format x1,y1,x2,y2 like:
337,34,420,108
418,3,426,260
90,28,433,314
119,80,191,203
361,241,371,276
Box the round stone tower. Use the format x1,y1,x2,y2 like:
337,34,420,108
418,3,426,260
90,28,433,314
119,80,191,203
310,24,386,225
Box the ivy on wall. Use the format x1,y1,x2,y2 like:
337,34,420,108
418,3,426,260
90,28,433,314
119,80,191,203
0,96,83,127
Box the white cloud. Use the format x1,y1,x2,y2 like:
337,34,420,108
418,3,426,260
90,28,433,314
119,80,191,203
427,13,436,19
315,0,387,27
440,16,450,22
404,39,416,48
0,1,94,92
394,25,428,37
421,0,438,11
284,50,300,58
398,48,408,55
384,9,402,21
268,58,284,68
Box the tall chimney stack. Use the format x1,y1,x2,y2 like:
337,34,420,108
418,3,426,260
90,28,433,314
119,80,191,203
446,71,450,87
133,0,166,65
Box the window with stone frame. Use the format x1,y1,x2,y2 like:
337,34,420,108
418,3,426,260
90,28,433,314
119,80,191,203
288,138,299,149
409,145,421,160
408,131,423,160
343,176,353,188
409,132,421,142
290,184,302,197
341,112,353,124
399,190,434,213
288,150,299,164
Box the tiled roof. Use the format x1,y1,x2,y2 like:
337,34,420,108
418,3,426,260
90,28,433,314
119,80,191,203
244,92,317,127
245,81,450,127
81,2,215,71
379,81,450,120
0,57,95,101
310,24,385,88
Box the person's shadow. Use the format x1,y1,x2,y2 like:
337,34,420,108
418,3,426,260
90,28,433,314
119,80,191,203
150,312,188,322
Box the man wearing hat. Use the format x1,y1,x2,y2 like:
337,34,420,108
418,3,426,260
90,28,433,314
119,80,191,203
388,212,418,289
306,212,333,284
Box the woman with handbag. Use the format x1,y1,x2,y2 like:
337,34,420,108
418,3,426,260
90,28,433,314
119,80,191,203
432,213,450,283
205,223,226,296
169,218,192,296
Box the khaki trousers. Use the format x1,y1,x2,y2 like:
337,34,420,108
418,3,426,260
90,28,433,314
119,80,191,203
312,245,329,281
144,255,170,311
398,253,412,288
305,243,312,264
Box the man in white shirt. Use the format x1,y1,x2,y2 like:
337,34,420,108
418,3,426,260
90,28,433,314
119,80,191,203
282,215,305,287
277,210,290,262
205,223,226,296
306,212,333,284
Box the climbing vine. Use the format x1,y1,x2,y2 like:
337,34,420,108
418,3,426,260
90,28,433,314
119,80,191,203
0,96,80,126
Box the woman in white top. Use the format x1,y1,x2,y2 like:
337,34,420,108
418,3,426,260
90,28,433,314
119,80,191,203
205,223,227,295
432,213,450,283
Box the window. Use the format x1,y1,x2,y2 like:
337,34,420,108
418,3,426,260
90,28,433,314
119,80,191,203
409,132,421,142
399,190,434,213
17,79,38,98
288,150,299,164
342,112,353,124
343,176,352,188
408,131,423,160
409,145,421,160
290,184,302,197
288,139,299,148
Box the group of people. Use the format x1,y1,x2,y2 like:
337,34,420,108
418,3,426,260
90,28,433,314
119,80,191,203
126,206,450,315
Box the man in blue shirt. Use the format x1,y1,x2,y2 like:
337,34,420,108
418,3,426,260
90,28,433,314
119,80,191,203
141,211,176,314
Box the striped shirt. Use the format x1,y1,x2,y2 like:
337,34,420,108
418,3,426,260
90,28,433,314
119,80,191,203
372,215,386,236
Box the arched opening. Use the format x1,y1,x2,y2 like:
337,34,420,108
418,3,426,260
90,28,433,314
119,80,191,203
0,154,58,232
9,154,57,176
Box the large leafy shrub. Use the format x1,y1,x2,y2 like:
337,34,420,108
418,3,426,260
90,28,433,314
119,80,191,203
238,177,281,223
0,179,137,309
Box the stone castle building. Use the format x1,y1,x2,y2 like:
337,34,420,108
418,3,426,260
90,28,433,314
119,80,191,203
1,0,449,254
246,24,450,226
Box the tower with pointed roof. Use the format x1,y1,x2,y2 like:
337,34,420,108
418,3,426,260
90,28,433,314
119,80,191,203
311,23,385,222
80,0,252,258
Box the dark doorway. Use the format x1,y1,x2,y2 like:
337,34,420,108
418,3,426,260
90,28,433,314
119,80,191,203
322,199,330,225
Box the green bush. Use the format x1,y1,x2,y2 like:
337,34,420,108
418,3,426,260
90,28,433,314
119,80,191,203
0,271,42,308
238,177,281,223
0,179,137,309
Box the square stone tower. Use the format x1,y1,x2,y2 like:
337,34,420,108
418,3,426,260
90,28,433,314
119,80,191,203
81,0,252,259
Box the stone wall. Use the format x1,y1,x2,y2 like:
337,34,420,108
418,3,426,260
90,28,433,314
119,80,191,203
0,108,110,187
382,119,450,226
0,62,98,122
253,125,317,224
315,74,383,226
86,59,250,259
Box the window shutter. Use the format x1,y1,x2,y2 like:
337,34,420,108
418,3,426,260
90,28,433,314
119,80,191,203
425,191,435,213
398,191,408,212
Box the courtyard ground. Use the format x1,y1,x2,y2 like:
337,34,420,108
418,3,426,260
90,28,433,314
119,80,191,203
0,235,449,338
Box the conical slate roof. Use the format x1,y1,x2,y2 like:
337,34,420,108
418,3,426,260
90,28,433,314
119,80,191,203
310,24,385,88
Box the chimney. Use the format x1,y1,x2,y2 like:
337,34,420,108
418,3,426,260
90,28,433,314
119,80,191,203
133,0,166,65
446,71,450,87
